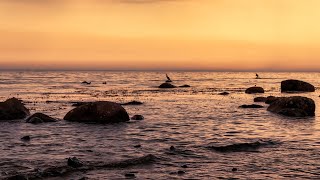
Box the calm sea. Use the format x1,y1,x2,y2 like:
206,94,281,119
0,71,320,179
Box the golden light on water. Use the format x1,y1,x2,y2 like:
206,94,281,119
1,0,320,70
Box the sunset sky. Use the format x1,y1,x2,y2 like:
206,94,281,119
0,0,320,71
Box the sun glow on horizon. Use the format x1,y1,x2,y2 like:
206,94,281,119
0,0,320,70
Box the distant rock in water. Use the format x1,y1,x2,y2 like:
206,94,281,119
219,92,229,95
81,81,91,85
0,97,30,120
245,86,265,94
239,104,264,108
267,96,315,117
159,82,176,88
102,82,107,84
179,85,191,88
64,101,130,123
71,102,90,107
208,140,276,152
121,101,143,106
21,136,31,141
281,79,315,93
131,115,144,120
254,97,267,102
265,96,279,104
26,113,58,124
67,157,84,168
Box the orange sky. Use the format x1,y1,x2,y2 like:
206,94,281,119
0,0,320,70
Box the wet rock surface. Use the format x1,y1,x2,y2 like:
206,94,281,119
26,113,58,124
267,96,315,117
245,87,264,94
0,98,30,120
64,101,130,123
281,79,315,92
208,140,277,152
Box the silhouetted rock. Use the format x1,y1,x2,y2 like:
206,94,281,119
102,82,107,84
209,140,276,152
281,79,315,93
179,85,191,88
219,92,229,95
239,104,264,108
26,113,57,124
21,136,31,141
265,96,279,104
67,157,83,168
64,101,130,123
267,96,315,117
121,101,143,106
232,168,238,172
245,86,264,94
254,97,267,102
81,81,91,85
170,146,175,151
131,115,144,120
125,173,136,178
71,102,89,107
134,144,142,148
0,98,30,120
181,165,188,168
159,83,176,88
100,154,157,168
177,170,186,175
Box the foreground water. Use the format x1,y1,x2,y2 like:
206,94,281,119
0,71,320,179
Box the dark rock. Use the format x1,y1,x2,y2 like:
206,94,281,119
166,80,172,83
239,104,264,108
78,177,88,180
159,83,176,88
64,101,130,123
170,146,175,151
102,82,107,84
179,85,191,88
6,174,28,180
67,157,83,168
209,140,276,152
267,96,315,117
265,96,279,104
125,173,136,178
121,101,143,106
181,165,188,168
0,98,30,120
131,115,144,120
81,81,91,85
245,86,264,94
100,154,157,168
21,136,31,141
219,92,229,95
232,168,238,172
254,97,267,102
177,170,186,175
281,79,315,92
26,113,57,124
134,145,142,148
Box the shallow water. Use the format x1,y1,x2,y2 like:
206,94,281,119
0,71,320,179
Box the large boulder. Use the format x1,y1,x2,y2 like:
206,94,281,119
265,96,279,104
26,113,58,124
267,96,315,117
281,79,315,92
245,86,264,94
64,101,130,123
0,98,30,120
159,83,176,88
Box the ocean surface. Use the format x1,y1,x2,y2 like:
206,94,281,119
0,71,320,179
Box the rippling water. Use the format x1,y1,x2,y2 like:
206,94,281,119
0,71,320,179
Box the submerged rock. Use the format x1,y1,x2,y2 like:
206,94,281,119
124,173,136,178
179,85,191,88
219,92,230,95
0,98,30,120
64,101,130,123
281,79,315,93
21,136,31,141
81,81,91,85
265,96,279,104
98,154,157,168
121,101,143,106
267,96,315,117
239,104,264,108
254,97,267,102
26,113,58,124
159,83,176,88
67,157,84,168
131,115,144,120
245,86,264,94
209,140,276,152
